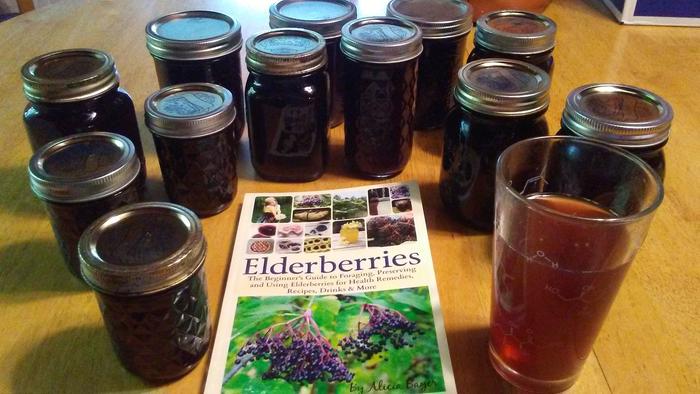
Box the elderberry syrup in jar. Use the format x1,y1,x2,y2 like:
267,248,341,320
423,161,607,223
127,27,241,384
146,11,245,141
558,83,672,180
468,10,556,74
440,59,550,231
269,0,357,127
21,49,146,181
245,28,330,182
145,83,237,217
341,17,422,178
79,202,211,382
28,132,142,280
386,0,473,130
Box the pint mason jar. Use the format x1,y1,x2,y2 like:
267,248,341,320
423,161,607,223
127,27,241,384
468,10,556,74
79,202,211,381
269,0,357,127
387,0,473,130
145,83,238,217
558,83,672,180
341,17,423,178
28,132,142,280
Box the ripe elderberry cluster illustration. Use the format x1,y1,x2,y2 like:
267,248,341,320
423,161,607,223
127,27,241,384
232,309,352,383
229,302,422,384
339,303,421,361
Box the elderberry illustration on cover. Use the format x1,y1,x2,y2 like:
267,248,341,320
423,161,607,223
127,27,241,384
205,182,456,393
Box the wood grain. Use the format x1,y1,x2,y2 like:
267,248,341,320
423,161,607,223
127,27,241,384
0,0,698,392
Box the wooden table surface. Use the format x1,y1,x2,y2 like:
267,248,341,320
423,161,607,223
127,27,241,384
0,0,698,393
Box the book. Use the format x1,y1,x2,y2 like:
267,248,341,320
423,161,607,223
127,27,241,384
205,181,456,393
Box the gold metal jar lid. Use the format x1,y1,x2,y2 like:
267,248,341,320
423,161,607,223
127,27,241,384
562,83,673,148
246,28,327,76
340,17,423,64
144,83,236,139
21,48,120,103
79,202,207,296
146,10,243,61
454,58,550,117
28,132,140,203
269,0,357,39
475,10,556,55
386,0,473,39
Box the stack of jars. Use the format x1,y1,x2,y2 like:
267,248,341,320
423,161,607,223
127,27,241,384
18,0,673,383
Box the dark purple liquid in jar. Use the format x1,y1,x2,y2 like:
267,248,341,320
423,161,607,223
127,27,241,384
467,44,554,74
153,130,237,217
343,57,418,178
96,268,210,381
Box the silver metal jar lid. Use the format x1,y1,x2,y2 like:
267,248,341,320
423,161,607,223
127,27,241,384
144,83,236,139
269,0,357,39
340,17,423,64
21,48,120,103
454,59,550,117
386,0,473,39
475,10,556,55
79,202,206,296
562,83,673,148
146,10,243,61
246,28,327,76
28,132,140,203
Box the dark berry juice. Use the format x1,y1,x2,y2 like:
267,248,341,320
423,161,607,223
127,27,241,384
490,194,630,392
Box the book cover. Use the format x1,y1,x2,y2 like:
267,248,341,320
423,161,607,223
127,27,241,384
205,182,456,393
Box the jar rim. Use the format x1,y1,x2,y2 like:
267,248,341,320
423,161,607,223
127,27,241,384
386,0,473,39
269,0,357,39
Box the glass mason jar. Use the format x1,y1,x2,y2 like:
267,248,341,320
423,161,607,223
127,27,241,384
341,17,423,178
21,49,146,182
467,10,556,74
440,59,551,231
387,0,473,130
79,202,210,381
145,83,238,217
245,28,330,182
28,132,142,280
269,0,357,128
146,11,245,141
558,83,672,180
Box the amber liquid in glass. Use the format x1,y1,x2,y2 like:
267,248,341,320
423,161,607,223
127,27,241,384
490,194,630,391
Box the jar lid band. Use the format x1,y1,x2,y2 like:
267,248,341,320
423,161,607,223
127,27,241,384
146,10,243,61
562,83,672,148
79,202,206,296
340,17,423,64
21,48,120,103
454,59,551,117
269,0,357,39
28,132,140,203
145,83,236,138
386,0,473,39
246,28,327,76
475,10,556,55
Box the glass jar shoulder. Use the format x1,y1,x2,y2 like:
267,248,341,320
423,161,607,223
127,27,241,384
246,70,328,102
445,106,549,142
467,45,554,73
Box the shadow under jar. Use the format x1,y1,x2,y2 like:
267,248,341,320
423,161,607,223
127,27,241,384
440,59,550,231
269,0,357,128
145,83,237,217
558,83,672,180
79,202,211,382
245,28,330,182
467,10,556,75
341,17,423,178
28,132,142,280
387,0,473,130
146,11,245,141
21,49,146,182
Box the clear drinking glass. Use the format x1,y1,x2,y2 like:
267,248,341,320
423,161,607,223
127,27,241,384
489,136,664,392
